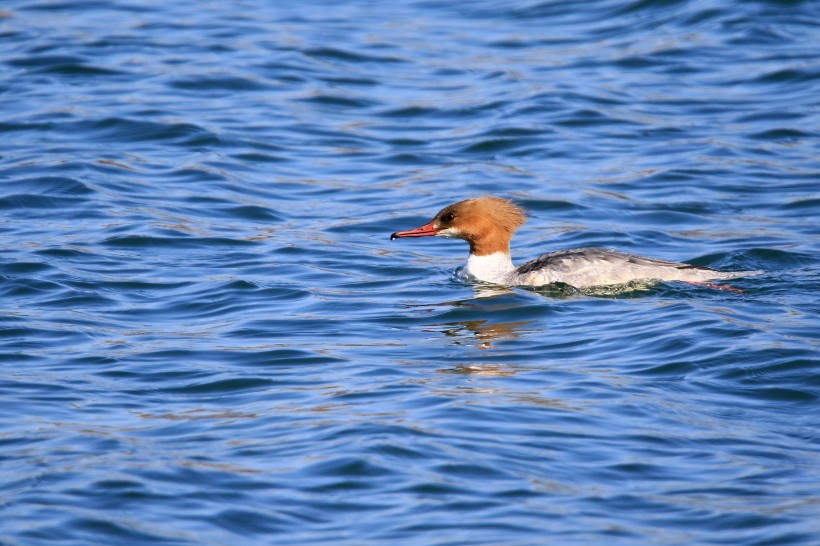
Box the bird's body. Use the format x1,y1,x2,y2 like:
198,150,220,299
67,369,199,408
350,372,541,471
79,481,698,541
391,197,761,290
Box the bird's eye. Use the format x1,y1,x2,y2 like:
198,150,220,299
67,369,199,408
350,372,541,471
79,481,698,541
442,212,455,223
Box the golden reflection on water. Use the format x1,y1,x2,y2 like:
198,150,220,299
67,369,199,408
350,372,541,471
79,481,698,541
433,367,578,411
440,363,519,377
429,318,531,350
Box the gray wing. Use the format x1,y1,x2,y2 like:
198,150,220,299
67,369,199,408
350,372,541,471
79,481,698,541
515,247,714,275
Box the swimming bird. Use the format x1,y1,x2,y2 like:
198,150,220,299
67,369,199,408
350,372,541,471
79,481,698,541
390,196,761,289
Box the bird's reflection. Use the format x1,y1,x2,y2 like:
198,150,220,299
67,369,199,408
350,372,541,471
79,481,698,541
405,283,536,350
469,284,515,299
439,363,518,377
429,318,530,350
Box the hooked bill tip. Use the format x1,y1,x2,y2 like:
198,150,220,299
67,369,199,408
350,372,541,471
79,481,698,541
390,232,398,240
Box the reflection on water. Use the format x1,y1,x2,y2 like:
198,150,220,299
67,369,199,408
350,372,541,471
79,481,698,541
470,284,515,299
435,365,578,411
432,319,531,349
440,363,519,377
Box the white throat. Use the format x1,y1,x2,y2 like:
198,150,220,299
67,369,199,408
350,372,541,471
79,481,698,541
465,252,515,284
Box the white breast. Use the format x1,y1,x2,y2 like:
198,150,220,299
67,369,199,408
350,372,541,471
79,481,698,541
465,252,516,284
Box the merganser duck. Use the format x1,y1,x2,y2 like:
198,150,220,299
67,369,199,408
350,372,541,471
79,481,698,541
390,196,761,289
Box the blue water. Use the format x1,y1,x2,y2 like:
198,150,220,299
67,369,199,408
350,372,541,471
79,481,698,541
2,0,819,544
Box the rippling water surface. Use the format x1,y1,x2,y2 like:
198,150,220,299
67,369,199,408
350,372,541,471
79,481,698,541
2,0,819,544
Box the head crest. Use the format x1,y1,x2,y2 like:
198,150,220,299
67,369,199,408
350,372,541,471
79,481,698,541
459,197,526,233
